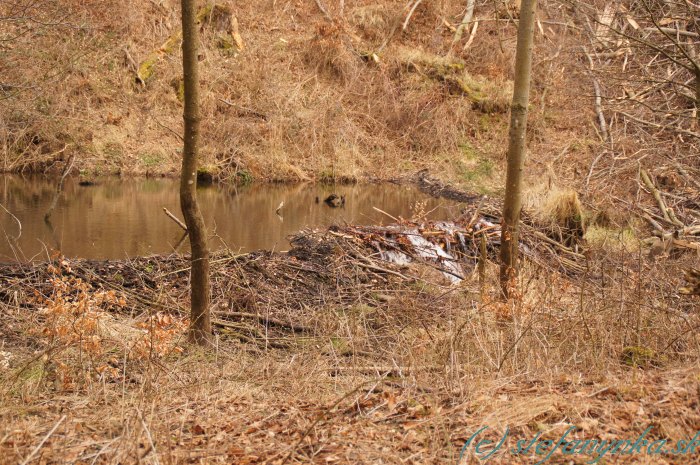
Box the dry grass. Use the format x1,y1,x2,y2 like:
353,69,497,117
2,1,699,463
1,221,699,464
526,184,586,247
0,0,593,187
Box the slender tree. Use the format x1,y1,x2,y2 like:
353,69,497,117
499,0,537,298
180,0,212,345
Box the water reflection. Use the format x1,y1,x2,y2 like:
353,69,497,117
0,175,459,261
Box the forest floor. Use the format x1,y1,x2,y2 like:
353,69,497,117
1,178,699,464
2,0,700,463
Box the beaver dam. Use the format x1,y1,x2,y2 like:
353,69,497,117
1,173,699,464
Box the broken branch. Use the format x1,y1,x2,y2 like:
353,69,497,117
163,207,188,232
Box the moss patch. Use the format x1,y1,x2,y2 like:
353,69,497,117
396,47,512,113
454,142,497,194
139,152,165,168
621,346,661,368
584,225,638,252
235,170,253,185
197,166,217,185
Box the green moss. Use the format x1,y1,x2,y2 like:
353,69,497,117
112,272,125,284
216,34,234,50
329,337,352,355
454,142,497,195
102,142,123,162
621,346,660,368
135,3,215,85
6,360,45,395
195,4,214,23
136,31,182,84
344,304,376,317
171,78,185,102
160,32,182,54
197,165,217,185
137,54,159,83
584,226,638,252
318,170,336,184
397,47,511,113
235,170,253,185
139,152,164,168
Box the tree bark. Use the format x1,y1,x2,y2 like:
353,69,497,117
695,68,700,127
499,0,537,298
180,0,212,346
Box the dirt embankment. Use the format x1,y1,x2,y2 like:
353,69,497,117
1,0,593,190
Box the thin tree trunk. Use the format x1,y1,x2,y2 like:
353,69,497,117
181,0,212,346
695,69,700,127
499,0,537,298
450,0,476,54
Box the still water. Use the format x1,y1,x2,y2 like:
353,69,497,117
0,176,459,261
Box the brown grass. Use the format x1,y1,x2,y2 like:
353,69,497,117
1,222,699,464
2,2,699,463
0,0,594,188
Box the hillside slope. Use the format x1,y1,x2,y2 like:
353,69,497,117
1,0,593,189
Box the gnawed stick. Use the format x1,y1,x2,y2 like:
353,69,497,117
44,150,74,222
21,415,66,465
213,320,290,349
328,365,442,375
163,207,188,232
673,238,700,252
0,202,22,241
463,21,479,50
674,161,700,190
592,78,608,141
583,49,608,142
403,0,423,31
313,0,333,21
478,232,487,299
352,261,411,281
216,310,312,333
619,111,700,139
450,0,476,52
640,169,683,227
372,206,399,222
641,212,665,232
173,231,188,252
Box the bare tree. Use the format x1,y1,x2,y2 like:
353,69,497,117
180,0,212,346
577,0,700,139
500,0,537,298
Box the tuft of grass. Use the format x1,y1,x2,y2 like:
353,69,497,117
584,225,638,252
527,185,585,247
621,346,662,368
235,169,253,185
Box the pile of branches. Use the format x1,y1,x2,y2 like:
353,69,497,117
639,168,700,258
